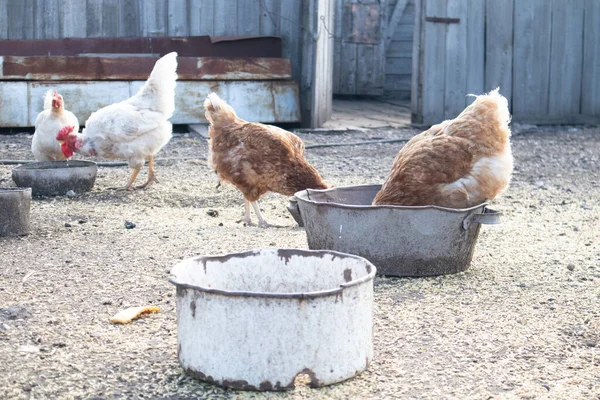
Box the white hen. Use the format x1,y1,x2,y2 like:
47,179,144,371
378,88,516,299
31,90,79,161
56,52,178,190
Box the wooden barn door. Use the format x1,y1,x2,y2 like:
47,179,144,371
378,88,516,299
412,0,600,126
333,0,387,95
411,0,485,125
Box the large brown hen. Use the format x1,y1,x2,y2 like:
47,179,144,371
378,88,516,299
373,88,513,208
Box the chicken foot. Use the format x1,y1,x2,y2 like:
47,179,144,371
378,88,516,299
135,156,158,190
251,201,272,228
236,199,254,226
124,168,141,191
235,198,284,228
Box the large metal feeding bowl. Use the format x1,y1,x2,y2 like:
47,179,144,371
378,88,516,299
12,161,97,196
289,184,501,277
170,248,375,391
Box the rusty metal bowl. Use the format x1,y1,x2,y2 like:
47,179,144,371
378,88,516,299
12,161,97,196
170,248,375,391
290,184,501,277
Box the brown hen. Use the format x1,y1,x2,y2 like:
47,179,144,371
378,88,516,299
373,88,513,208
203,93,328,227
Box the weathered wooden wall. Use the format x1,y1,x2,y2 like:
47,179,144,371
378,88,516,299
0,0,304,81
384,0,415,100
413,0,600,125
302,0,336,127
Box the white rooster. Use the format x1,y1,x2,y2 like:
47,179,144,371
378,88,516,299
31,90,79,161
56,52,178,190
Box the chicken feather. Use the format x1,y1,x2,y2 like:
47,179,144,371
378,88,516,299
31,90,79,161
373,88,513,208
56,52,178,190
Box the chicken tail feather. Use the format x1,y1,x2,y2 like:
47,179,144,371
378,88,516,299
203,92,238,127
131,52,178,118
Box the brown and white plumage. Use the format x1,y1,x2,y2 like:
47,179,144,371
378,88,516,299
31,90,79,161
373,88,513,208
204,93,328,227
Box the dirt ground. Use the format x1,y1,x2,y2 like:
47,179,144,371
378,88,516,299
0,125,599,400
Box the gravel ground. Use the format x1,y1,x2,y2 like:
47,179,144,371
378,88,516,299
0,125,598,400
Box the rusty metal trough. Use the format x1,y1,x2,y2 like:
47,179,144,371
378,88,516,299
0,36,300,127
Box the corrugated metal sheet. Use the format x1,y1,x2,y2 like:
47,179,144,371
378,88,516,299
0,80,300,127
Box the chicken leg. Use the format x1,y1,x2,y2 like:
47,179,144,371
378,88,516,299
251,201,270,228
136,156,158,190
125,168,141,191
236,199,254,226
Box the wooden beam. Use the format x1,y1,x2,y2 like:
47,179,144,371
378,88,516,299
0,80,301,127
0,56,293,81
385,0,410,50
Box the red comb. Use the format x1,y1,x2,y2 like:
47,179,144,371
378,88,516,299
53,90,59,96
56,125,75,141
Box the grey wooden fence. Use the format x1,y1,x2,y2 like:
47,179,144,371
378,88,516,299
0,0,337,128
412,0,600,125
0,0,305,80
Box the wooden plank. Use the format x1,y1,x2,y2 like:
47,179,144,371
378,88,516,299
332,0,344,93
421,0,447,124
0,36,282,58
0,56,293,81
383,74,412,91
385,0,410,49
86,0,104,38
443,0,468,117
582,0,600,115
61,0,87,38
0,0,8,39
512,0,552,119
357,45,384,95
237,0,260,36
213,0,238,35
140,0,168,37
156,80,301,124
300,0,317,126
259,0,280,35
86,0,119,38
7,0,34,39
118,0,140,37
391,23,414,41
385,57,412,74
0,82,28,127
339,42,358,94
1,80,299,127
103,0,120,38
410,0,423,121
168,0,190,36
190,0,214,35
485,0,513,108
465,0,485,104
387,40,413,57
279,1,303,80
549,0,585,116
34,0,60,39
315,0,336,125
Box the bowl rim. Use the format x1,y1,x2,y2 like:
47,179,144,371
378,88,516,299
293,184,488,213
169,248,376,299
11,160,98,171
0,187,32,193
